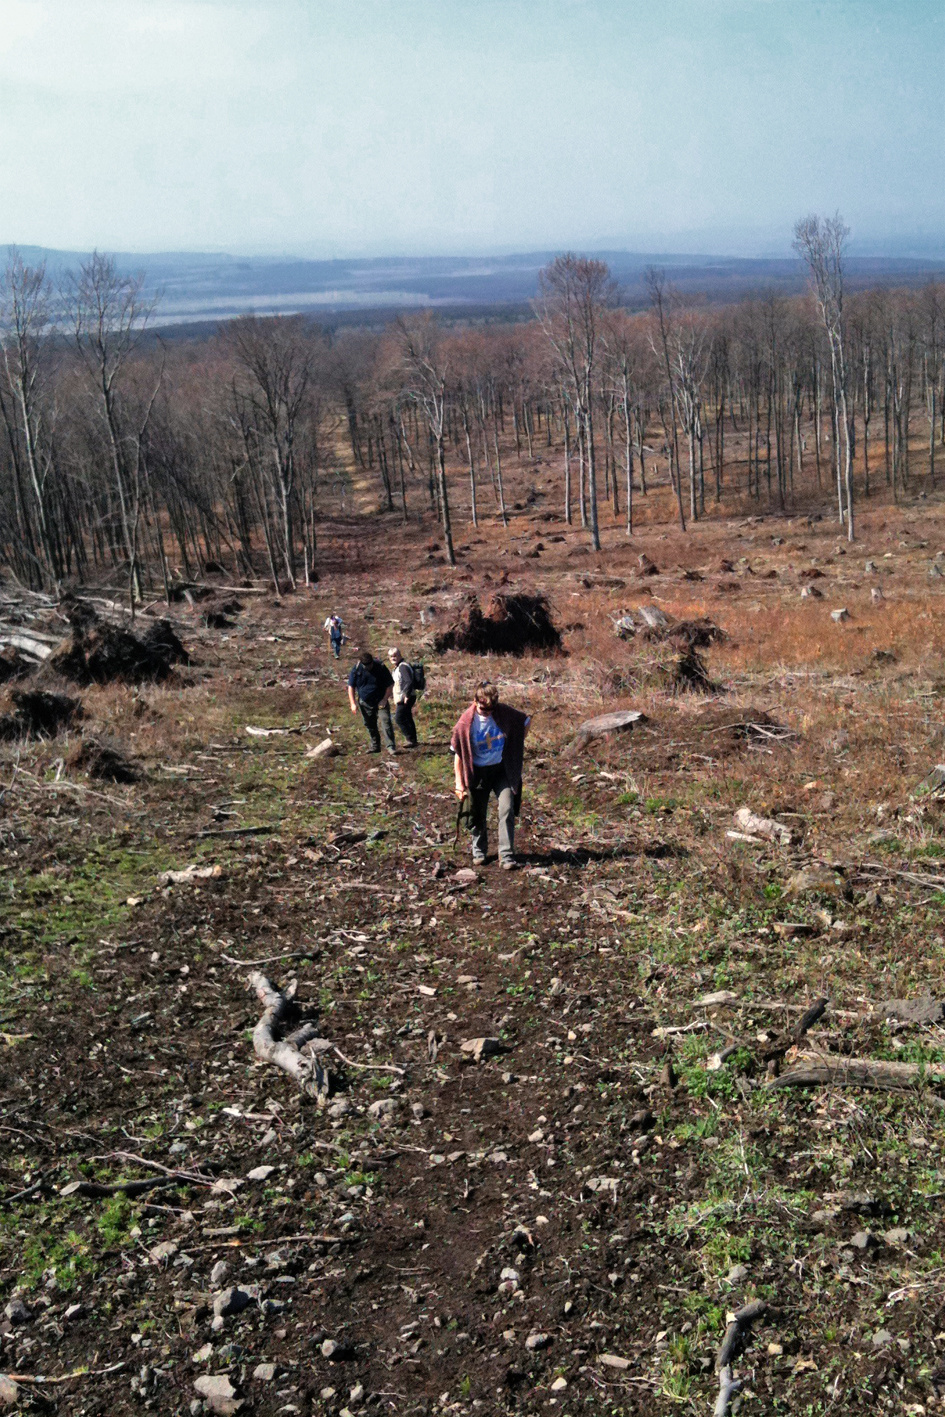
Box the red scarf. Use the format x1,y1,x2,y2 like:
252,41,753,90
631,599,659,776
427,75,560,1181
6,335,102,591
450,701,529,794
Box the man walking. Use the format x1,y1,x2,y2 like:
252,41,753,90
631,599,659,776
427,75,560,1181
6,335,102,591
347,651,396,755
388,647,418,748
450,680,530,870
324,613,345,659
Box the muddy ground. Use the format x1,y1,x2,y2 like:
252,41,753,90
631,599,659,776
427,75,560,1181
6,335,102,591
3,500,945,1416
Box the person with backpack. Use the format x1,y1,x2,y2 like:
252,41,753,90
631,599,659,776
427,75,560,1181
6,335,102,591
324,613,345,658
450,680,530,870
388,647,419,748
347,651,396,754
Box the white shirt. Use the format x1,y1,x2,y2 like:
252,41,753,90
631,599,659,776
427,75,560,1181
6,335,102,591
391,661,414,703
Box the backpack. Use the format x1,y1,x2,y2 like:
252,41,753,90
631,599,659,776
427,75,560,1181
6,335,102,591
407,661,426,696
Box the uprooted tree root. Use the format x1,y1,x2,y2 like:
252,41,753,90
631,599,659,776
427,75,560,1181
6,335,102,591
644,617,726,650
0,646,35,683
434,592,563,656
66,736,142,784
46,616,191,686
0,689,83,740
672,647,716,693
615,607,726,651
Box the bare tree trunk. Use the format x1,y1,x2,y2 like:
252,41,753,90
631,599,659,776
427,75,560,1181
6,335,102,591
563,404,572,525
584,396,601,552
462,404,478,527
436,434,456,565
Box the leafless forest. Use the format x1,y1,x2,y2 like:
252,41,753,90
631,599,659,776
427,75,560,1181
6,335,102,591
2,222,943,600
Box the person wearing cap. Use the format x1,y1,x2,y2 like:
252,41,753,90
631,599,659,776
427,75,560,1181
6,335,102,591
388,647,418,748
450,680,530,870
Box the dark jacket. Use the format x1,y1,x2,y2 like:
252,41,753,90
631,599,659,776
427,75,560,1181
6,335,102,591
450,702,529,795
348,660,393,707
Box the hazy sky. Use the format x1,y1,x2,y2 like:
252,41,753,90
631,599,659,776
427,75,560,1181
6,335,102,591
0,0,941,257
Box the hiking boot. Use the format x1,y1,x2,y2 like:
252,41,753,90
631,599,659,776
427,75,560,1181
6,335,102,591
366,746,381,754
500,858,518,872
472,854,486,866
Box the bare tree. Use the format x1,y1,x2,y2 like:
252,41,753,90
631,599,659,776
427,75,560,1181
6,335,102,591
0,250,60,587
793,213,855,539
645,269,688,531
224,315,324,588
67,252,162,609
536,254,614,552
395,314,455,565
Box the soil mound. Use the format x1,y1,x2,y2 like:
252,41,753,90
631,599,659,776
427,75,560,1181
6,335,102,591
47,617,190,686
67,736,142,784
0,689,83,740
434,593,562,657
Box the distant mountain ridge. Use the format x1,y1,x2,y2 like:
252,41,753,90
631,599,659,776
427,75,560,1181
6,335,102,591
4,245,944,327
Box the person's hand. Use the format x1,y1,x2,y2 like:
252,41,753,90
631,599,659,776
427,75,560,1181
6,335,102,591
350,703,358,716
454,784,466,801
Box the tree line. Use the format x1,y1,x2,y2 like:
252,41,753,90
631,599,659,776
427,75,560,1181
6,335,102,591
1,217,943,599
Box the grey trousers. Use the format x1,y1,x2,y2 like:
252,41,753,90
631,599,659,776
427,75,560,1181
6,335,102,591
470,763,515,863
359,700,396,752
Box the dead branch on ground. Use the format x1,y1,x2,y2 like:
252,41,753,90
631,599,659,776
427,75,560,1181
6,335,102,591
248,972,330,1101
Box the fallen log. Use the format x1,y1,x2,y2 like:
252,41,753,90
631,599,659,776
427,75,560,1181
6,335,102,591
0,633,53,659
766,1052,945,1092
248,972,330,1101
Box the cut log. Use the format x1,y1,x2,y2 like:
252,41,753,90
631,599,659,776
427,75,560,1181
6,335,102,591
766,1051,945,1092
567,710,646,754
306,738,340,759
248,972,330,1102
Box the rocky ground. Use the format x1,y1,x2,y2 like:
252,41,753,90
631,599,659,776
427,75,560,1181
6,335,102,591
3,499,945,1416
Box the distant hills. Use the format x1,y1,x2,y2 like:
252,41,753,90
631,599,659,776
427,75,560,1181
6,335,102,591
5,245,944,329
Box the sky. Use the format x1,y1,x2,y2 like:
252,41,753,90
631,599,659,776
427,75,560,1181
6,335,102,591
0,0,942,259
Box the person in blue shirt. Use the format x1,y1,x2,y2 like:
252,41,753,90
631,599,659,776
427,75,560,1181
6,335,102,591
347,651,396,754
450,681,531,869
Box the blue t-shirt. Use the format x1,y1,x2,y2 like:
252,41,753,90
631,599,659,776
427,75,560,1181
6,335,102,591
471,712,506,766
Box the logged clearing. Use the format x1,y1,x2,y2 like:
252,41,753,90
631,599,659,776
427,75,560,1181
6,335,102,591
4,495,945,1417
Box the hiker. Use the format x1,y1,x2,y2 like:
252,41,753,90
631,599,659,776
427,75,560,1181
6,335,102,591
347,650,396,754
324,613,345,658
450,680,530,870
388,647,418,748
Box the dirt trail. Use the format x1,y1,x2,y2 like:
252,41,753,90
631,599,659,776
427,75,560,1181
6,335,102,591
2,501,945,1415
